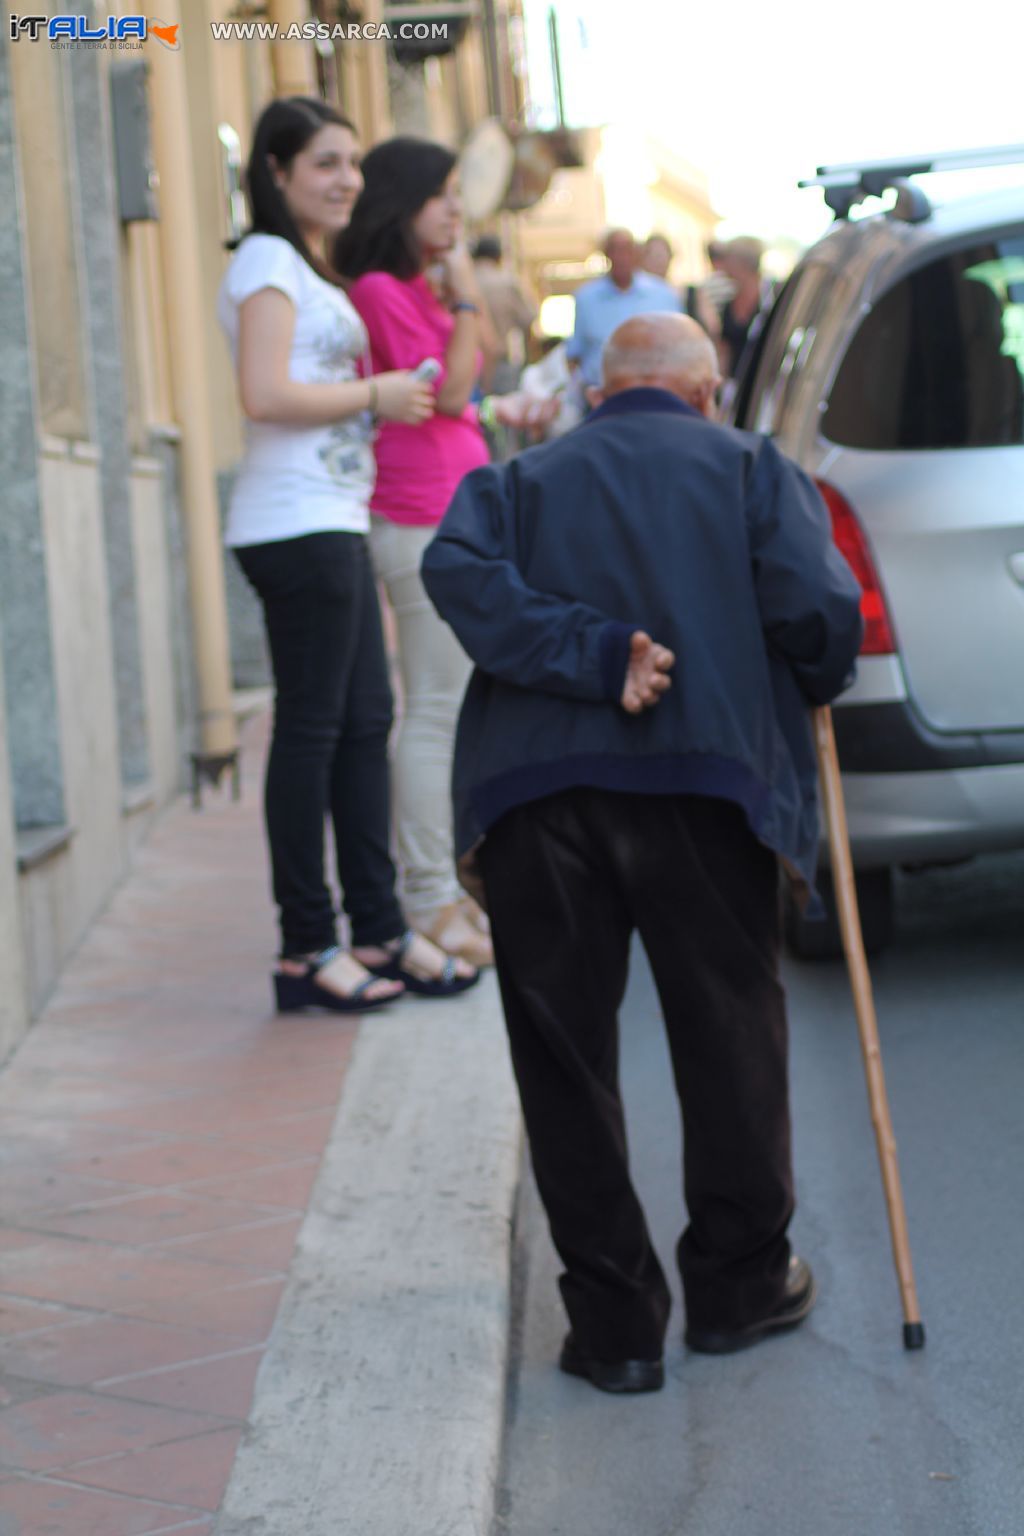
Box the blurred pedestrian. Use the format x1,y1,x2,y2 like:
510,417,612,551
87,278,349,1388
640,231,673,280
565,228,678,391
520,336,584,438
643,231,724,347
336,137,549,968
688,239,729,306
718,235,773,380
422,313,863,1392
472,234,537,394
219,97,478,1010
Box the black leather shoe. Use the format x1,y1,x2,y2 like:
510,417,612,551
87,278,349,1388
685,1256,817,1355
559,1333,664,1394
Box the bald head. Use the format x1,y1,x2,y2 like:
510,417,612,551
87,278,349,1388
601,313,720,415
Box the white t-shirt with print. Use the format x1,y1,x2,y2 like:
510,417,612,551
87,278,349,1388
218,234,375,546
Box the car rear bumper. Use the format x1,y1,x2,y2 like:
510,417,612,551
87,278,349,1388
834,701,1024,773
827,660,1024,865
823,761,1024,868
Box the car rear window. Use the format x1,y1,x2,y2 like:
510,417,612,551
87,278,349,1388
824,233,1024,449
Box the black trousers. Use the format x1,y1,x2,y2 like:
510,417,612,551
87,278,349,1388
235,531,404,955
480,787,794,1361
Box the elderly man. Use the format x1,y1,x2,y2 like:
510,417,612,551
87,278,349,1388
421,315,863,1394
565,229,678,389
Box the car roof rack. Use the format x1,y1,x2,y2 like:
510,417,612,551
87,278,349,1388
799,143,1024,222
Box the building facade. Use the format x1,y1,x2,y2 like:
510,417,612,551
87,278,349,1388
0,0,531,1061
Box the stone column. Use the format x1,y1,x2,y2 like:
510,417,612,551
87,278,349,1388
69,36,151,790
0,38,67,832
148,2,238,764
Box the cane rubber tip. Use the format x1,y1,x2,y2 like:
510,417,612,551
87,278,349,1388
903,1321,926,1350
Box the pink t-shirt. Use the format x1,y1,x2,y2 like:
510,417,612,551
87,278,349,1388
348,271,489,527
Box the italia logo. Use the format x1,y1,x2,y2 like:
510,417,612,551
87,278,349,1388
9,13,181,46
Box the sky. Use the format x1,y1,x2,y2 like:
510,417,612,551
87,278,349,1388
521,0,1024,251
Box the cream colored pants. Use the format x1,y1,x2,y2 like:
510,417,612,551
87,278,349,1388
369,516,472,920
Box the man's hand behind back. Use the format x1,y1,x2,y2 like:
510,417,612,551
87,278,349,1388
621,631,675,714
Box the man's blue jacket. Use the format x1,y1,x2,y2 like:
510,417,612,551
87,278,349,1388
421,387,864,897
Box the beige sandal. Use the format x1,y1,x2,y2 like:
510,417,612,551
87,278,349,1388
418,903,494,968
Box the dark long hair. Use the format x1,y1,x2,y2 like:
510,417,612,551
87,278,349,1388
334,136,457,282
244,96,356,286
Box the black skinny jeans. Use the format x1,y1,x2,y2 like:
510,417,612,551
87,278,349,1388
235,531,404,956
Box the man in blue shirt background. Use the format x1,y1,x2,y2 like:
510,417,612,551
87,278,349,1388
564,228,679,389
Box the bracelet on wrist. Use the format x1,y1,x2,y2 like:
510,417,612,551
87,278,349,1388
366,378,378,416
451,300,480,315
478,395,499,432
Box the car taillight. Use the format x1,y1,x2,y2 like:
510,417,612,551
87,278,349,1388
814,479,896,656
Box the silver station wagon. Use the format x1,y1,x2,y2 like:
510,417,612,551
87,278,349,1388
731,151,1024,955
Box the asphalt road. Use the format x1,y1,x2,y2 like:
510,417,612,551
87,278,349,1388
496,853,1024,1536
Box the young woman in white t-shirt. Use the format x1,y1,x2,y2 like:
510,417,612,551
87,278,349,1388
219,96,479,1011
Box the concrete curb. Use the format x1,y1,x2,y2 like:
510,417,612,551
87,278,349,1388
215,971,522,1536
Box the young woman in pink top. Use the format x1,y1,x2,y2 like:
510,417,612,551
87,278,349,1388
337,138,542,967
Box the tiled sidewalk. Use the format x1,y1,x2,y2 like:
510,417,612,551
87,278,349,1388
0,714,358,1535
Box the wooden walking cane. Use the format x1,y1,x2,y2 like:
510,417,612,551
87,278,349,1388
812,706,926,1350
